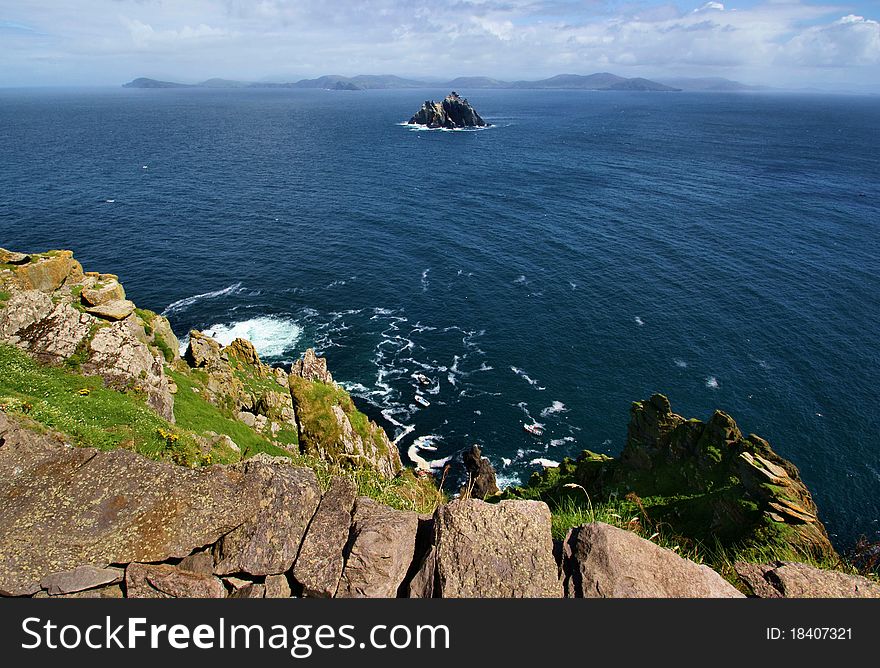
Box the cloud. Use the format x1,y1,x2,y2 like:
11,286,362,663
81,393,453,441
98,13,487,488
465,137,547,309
779,14,880,66
0,1,878,88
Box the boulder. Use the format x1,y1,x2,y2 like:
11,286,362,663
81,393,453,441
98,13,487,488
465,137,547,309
410,499,561,598
336,498,418,598
225,338,265,372
40,565,124,596
735,561,880,598
459,445,499,499
12,251,83,293
85,298,136,321
563,522,743,598
230,583,266,598
81,280,126,307
293,476,357,597
213,455,321,577
125,563,226,599
0,413,264,596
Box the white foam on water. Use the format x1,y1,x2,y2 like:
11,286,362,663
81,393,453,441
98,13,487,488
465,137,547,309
201,316,303,359
501,457,512,467
569,281,577,290
421,268,430,292
495,471,522,489
408,436,452,471
635,316,645,326
162,282,243,316
540,401,568,417
549,437,576,447
706,376,720,389
510,366,546,390
530,458,560,468
514,275,527,284
674,358,688,368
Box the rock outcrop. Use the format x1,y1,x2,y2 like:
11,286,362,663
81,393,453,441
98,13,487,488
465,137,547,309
289,355,402,478
409,499,562,598
563,523,743,598
0,250,177,422
459,444,499,499
408,92,488,129
514,394,835,560
735,561,880,598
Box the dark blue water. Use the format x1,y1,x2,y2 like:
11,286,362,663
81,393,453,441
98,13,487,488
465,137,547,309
1,87,878,547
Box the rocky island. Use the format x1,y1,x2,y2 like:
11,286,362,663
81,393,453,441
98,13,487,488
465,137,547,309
1,246,878,599
408,92,488,129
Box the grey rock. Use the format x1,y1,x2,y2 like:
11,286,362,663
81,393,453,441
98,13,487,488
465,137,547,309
291,348,334,383
410,499,561,598
563,522,743,598
83,320,175,421
336,497,418,598
213,455,321,577
40,565,124,595
293,476,357,597
85,299,136,321
81,281,126,307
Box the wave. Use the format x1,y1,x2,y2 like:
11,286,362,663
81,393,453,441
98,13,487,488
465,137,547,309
634,316,645,326
674,358,688,368
510,366,546,390
549,436,575,447
162,282,243,316
529,458,560,468
407,436,452,471
400,122,493,133
421,268,430,292
199,316,303,359
706,376,720,389
540,401,568,418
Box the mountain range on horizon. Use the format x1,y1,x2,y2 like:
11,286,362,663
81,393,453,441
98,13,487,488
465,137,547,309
122,72,767,93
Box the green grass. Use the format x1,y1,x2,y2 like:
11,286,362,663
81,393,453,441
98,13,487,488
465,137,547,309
167,368,290,460
0,343,190,461
0,341,443,515
0,290,10,309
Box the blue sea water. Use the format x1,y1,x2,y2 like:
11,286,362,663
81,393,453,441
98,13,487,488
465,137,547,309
1,87,878,548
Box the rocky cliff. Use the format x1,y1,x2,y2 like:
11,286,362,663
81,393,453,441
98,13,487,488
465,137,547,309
509,394,836,561
408,92,488,129
0,247,874,598
0,247,401,478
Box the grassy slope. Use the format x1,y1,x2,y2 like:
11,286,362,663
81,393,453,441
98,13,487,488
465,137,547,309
0,343,441,513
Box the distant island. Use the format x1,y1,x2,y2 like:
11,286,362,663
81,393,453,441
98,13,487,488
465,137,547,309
123,72,685,92
408,92,488,129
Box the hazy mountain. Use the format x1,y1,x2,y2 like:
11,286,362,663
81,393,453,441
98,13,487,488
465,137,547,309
658,77,769,92
123,72,680,92
122,77,192,89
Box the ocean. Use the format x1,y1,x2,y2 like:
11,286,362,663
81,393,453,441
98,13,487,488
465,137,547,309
1,86,877,548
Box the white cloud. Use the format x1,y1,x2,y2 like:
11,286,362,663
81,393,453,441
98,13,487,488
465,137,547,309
0,1,878,88
779,14,880,66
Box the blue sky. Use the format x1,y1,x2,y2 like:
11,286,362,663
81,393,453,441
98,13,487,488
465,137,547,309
1,1,878,89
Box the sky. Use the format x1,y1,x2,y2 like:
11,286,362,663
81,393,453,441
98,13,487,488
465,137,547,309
0,1,878,90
